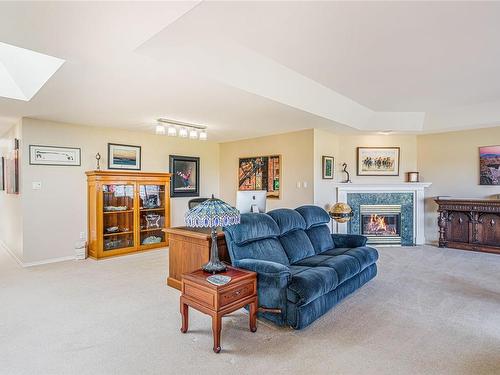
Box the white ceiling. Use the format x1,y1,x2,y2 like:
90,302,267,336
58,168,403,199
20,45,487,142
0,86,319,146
1,2,500,140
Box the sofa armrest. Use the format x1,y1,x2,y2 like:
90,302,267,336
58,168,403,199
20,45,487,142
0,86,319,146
235,258,291,288
332,233,367,248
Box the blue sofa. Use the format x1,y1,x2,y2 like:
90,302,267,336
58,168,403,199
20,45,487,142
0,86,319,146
223,205,378,329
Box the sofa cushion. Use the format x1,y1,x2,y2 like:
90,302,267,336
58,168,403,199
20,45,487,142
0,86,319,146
295,205,331,229
293,254,361,285
279,230,315,264
314,246,379,274
306,225,334,254
267,208,306,235
230,238,290,265
224,213,279,245
287,266,339,305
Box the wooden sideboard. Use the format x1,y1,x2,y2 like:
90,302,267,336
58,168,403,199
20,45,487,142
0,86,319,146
165,227,230,290
435,198,500,254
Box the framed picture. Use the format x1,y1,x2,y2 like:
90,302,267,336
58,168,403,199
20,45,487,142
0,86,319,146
322,156,334,179
108,143,141,170
169,155,200,197
238,155,281,199
479,145,500,185
29,145,81,166
357,147,400,176
0,157,4,191
6,147,19,194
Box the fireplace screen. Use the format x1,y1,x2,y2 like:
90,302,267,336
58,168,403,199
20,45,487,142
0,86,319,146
360,205,402,245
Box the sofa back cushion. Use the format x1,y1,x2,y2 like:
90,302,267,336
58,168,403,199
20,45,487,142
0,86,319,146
223,213,290,265
267,208,306,235
296,205,331,229
306,225,334,254
268,208,315,263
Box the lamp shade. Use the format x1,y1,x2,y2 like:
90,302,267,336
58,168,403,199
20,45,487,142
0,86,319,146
329,202,354,223
185,196,240,228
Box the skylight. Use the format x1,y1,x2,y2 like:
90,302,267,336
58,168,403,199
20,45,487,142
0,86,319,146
0,42,65,101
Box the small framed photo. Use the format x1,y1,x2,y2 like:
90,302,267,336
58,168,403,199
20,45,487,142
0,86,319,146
169,155,200,197
322,156,334,179
29,145,81,166
0,157,4,191
357,147,400,176
108,143,141,170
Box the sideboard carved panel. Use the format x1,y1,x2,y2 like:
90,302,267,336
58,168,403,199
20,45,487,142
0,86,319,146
435,198,500,255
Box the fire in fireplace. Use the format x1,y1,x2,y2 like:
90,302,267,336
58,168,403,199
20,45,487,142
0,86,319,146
360,205,402,245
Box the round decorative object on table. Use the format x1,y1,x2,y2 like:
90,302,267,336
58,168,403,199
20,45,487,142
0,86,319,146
329,202,354,223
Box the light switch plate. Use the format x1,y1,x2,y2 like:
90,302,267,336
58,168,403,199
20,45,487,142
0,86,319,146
32,181,42,190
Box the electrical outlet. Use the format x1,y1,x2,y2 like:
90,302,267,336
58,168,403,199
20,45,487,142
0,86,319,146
32,181,42,190
79,232,85,240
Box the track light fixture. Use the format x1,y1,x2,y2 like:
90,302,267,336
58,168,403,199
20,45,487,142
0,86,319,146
156,118,208,141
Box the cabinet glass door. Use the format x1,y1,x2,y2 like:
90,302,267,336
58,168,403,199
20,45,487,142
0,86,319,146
102,184,135,252
138,184,166,247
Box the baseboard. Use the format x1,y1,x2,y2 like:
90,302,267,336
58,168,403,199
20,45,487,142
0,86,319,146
0,240,75,267
0,239,24,267
22,255,76,268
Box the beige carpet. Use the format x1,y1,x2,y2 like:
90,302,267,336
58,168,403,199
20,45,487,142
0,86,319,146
1,245,499,375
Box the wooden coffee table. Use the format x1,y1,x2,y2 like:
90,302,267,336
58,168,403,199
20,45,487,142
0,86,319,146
180,266,258,353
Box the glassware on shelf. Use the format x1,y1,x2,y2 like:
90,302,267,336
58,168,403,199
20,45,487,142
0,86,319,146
139,185,165,210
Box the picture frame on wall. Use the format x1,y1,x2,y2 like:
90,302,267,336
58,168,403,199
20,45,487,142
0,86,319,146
29,145,81,166
169,155,200,197
357,147,400,176
322,156,334,179
238,155,281,199
479,145,500,185
0,156,4,191
108,143,141,170
6,139,19,194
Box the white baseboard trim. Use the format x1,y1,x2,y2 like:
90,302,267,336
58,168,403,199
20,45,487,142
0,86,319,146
22,255,76,268
0,239,24,267
0,240,75,267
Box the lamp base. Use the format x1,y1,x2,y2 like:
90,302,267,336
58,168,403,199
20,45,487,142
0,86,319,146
202,259,227,274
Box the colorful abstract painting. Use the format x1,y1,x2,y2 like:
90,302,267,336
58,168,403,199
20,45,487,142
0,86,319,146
238,155,280,199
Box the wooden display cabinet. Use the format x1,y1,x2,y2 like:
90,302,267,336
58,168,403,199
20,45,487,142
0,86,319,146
86,171,171,259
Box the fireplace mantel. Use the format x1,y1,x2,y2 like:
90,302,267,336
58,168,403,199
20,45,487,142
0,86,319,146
334,182,432,245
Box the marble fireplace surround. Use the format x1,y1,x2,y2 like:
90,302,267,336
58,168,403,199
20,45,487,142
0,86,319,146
334,183,432,245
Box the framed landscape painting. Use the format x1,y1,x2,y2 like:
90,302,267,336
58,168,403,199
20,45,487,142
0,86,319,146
108,143,141,170
238,155,281,199
479,145,500,185
357,147,400,176
169,155,200,197
29,145,81,166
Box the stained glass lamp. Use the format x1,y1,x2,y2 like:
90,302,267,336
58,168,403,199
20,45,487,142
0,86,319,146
185,195,240,273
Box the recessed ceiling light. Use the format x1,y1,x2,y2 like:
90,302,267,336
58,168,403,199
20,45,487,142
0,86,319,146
0,41,65,101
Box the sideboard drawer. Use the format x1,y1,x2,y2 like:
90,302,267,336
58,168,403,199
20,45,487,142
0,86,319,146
220,283,254,307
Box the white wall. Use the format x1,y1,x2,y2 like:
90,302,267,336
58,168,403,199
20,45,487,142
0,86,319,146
20,118,220,263
0,122,23,261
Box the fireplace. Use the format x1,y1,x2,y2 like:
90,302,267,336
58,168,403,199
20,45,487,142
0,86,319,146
360,204,402,245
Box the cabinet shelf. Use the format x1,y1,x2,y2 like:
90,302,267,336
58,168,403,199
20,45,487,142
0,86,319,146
103,231,134,237
140,207,165,212
103,209,134,214
140,227,163,233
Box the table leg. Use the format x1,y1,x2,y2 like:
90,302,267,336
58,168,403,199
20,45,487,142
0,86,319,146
212,314,222,353
180,300,189,333
249,299,257,333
